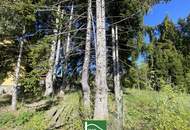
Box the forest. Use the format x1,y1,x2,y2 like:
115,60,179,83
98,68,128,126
0,0,190,130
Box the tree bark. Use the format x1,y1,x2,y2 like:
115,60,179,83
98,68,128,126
54,5,61,80
81,0,92,109
112,26,116,90
44,40,56,96
91,11,96,50
54,5,65,80
11,38,24,111
66,3,74,56
94,0,108,119
54,39,61,73
45,5,60,96
113,25,123,130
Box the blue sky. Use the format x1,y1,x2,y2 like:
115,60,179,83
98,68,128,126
144,0,190,26
137,0,190,64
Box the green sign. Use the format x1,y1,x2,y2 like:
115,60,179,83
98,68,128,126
83,120,106,130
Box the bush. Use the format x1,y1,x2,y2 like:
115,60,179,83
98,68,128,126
21,70,42,97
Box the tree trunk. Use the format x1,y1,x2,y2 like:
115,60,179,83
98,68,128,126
66,3,74,56
81,0,92,109
62,2,74,91
113,25,123,130
54,5,61,80
45,5,60,96
112,26,116,91
44,40,56,96
11,38,24,111
54,39,61,73
94,0,108,119
91,11,96,50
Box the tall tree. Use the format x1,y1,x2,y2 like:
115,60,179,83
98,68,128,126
112,25,123,129
145,17,185,91
63,2,74,91
54,5,61,80
0,0,36,110
66,2,74,55
81,0,92,110
94,0,108,119
44,40,56,96
44,4,61,96
12,34,24,111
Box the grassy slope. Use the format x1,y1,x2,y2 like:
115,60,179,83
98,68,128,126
124,89,190,130
0,89,190,130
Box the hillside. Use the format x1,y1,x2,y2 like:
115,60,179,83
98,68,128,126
0,89,189,130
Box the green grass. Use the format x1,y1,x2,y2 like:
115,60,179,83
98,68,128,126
0,89,189,130
124,89,190,130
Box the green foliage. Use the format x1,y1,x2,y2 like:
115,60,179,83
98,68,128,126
158,16,179,42
122,14,190,94
122,63,151,90
21,70,42,96
29,36,52,68
122,66,139,89
0,0,36,36
144,15,190,92
20,36,52,96
0,41,18,84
